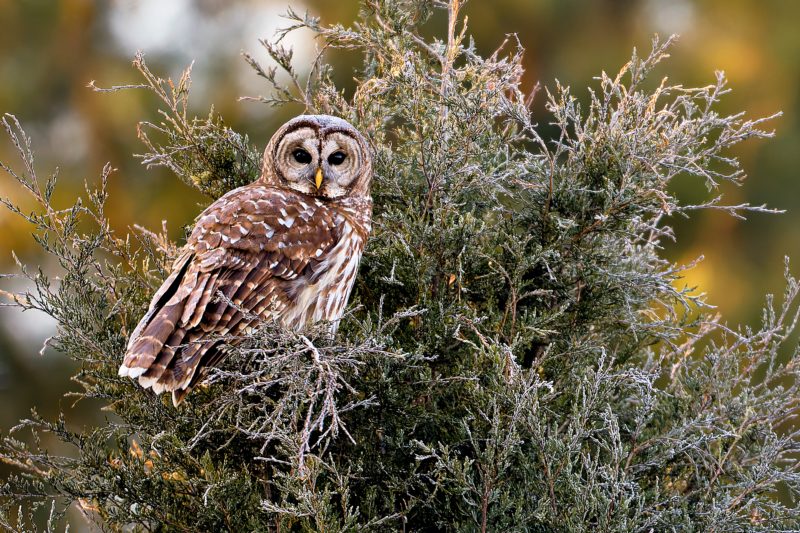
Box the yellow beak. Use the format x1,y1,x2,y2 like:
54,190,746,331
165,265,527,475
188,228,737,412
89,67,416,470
315,167,323,189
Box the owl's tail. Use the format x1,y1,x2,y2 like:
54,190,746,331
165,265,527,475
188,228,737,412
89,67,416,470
119,252,214,406
119,252,193,376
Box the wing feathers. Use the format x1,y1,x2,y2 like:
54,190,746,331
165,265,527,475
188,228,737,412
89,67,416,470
181,272,211,325
188,271,220,328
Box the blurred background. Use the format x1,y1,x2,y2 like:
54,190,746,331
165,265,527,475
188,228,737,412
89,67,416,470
1,0,799,525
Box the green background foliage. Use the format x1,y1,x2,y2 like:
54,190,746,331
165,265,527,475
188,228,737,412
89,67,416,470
1,0,800,531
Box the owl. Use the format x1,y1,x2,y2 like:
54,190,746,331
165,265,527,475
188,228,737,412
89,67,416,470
118,115,373,406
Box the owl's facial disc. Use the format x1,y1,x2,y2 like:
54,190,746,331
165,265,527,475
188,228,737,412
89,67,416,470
273,126,363,199
274,128,320,195
317,132,362,199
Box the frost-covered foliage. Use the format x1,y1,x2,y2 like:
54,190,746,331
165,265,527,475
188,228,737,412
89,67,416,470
1,1,798,531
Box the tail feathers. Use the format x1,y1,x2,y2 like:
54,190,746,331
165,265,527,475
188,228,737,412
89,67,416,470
121,252,198,382
136,327,187,388
154,341,202,393
162,306,255,402
137,339,219,407
138,345,177,390
170,341,223,406
126,252,193,351
171,388,191,407
119,302,184,377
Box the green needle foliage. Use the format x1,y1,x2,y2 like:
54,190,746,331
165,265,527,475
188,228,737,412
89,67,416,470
1,1,798,531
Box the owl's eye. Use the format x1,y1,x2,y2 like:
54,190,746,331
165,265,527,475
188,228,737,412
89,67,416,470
328,151,347,166
292,149,312,164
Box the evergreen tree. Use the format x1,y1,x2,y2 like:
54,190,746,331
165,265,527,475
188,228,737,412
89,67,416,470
1,1,798,531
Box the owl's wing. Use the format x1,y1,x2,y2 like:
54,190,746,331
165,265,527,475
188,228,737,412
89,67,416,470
119,185,342,404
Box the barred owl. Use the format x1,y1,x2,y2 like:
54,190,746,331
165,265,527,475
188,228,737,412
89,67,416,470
119,115,373,405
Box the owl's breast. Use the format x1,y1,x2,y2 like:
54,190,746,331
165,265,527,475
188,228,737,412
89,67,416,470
280,219,366,330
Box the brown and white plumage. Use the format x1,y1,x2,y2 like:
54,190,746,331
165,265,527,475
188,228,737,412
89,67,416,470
119,115,373,405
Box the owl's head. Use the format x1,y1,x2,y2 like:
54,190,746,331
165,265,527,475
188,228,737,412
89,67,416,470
259,115,373,200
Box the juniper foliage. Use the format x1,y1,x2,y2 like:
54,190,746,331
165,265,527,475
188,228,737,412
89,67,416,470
1,1,799,531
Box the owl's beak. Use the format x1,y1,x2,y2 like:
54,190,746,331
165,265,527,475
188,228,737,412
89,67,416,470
315,167,324,189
